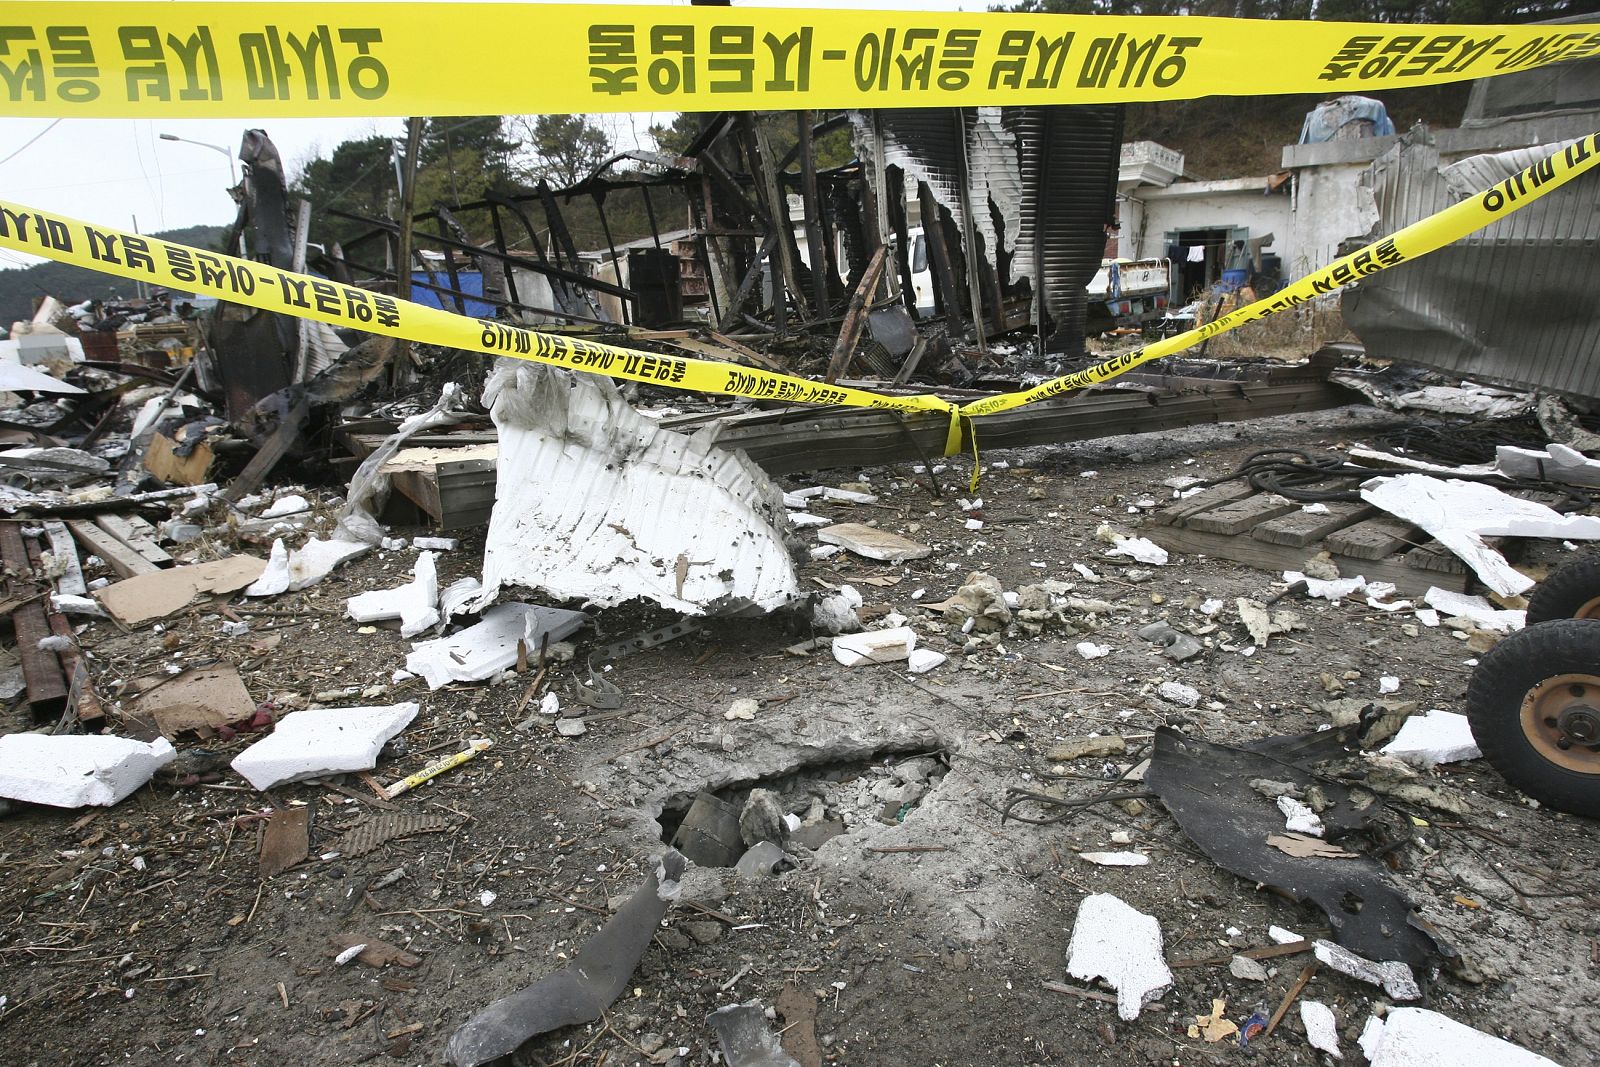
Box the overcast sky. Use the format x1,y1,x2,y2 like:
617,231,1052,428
0,0,983,271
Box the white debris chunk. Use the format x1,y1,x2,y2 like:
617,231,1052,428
539,692,560,716
831,627,916,666
1268,925,1303,945
1382,709,1481,767
230,703,418,790
0,734,175,808
788,512,830,528
1277,795,1326,836
1079,851,1150,867
1158,681,1200,707
260,494,310,519
345,551,440,638
412,536,458,551
1380,675,1400,693
1496,443,1600,489
437,577,483,624
1362,475,1600,595
1075,641,1112,660
1105,536,1169,565
1300,1000,1342,1059
907,648,946,674
1283,570,1369,602
1414,608,1441,627
1229,955,1269,982
1312,939,1420,1000
1423,587,1524,633
1362,1008,1564,1067
245,536,369,596
1066,893,1173,1021
406,603,587,690
809,545,842,560
50,593,107,618
476,362,798,616
1359,1016,1388,1061
812,585,863,635
816,522,930,562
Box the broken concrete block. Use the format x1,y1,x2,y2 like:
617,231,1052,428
1157,681,1200,707
942,572,1011,632
231,702,418,790
1382,709,1481,768
1300,1000,1342,1059
816,522,930,563
1066,893,1173,1021
476,362,798,616
1362,1007,1560,1067
1313,939,1420,1001
831,626,916,666
1229,955,1269,982
1048,735,1126,761
0,734,175,808
406,603,586,690
346,551,440,638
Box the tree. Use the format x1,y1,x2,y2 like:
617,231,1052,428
291,135,396,249
512,114,615,188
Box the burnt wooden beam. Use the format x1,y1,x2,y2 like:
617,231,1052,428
797,110,832,318
917,182,965,335
824,246,887,384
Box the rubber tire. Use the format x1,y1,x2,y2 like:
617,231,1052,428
1526,554,1600,625
1466,618,1600,818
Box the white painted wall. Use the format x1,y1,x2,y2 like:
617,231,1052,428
1120,187,1292,263
1285,163,1380,277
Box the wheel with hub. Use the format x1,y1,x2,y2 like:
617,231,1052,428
1525,554,1600,624
1466,618,1600,817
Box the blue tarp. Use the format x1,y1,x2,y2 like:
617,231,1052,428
408,270,498,318
1299,96,1396,144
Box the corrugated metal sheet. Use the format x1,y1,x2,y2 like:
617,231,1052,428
1343,133,1600,399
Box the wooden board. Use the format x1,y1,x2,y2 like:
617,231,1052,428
42,520,85,596
0,524,67,718
1323,515,1423,561
143,431,216,486
1147,482,1254,527
1186,493,1298,535
1251,502,1374,548
95,514,173,568
67,519,158,578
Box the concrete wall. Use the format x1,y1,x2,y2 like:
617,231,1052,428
1285,162,1379,277
1120,184,1292,263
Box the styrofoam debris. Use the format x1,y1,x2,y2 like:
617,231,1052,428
335,944,366,966
1382,709,1481,767
809,545,842,560
412,536,458,551
1075,641,1112,660
1073,563,1098,581
1414,608,1440,627
831,627,916,666
1277,795,1325,836
1066,893,1173,1021
381,536,408,551
260,494,310,519
406,603,586,690
1361,1007,1562,1067
817,523,930,562
1496,442,1600,488
230,703,418,790
1282,570,1370,602
965,518,985,531
1313,939,1420,1000
245,536,369,596
1200,598,1224,616
1105,536,1169,565
345,551,440,638
907,648,946,674
812,585,863,635
1157,681,1200,707
1079,851,1150,866
1300,1000,1342,1059
1268,925,1303,944
788,512,830,528
1362,475,1600,595
50,593,106,618
539,692,560,716
437,577,483,625
1380,675,1400,693
1423,587,1524,633
0,734,175,808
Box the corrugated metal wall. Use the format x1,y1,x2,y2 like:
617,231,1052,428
1343,132,1600,399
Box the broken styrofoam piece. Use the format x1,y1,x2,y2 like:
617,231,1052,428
1361,1008,1563,1067
1269,925,1303,944
1312,939,1420,1001
412,536,458,551
1079,851,1150,867
816,522,930,562
438,577,484,625
812,585,863,635
346,552,440,638
245,536,370,596
907,648,946,674
476,363,798,617
1283,570,1378,603
1382,710,1481,767
1105,535,1169,565
50,593,107,618
1423,587,1524,633
1300,1001,1342,1060
1496,443,1600,488
1075,641,1112,660
406,603,587,690
230,702,418,790
1277,795,1326,836
0,734,175,808
1362,475,1600,595
831,627,916,666
1157,681,1200,707
787,512,830,528
1066,893,1173,1021
260,494,310,519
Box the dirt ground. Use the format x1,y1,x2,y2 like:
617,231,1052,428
3,403,1598,1067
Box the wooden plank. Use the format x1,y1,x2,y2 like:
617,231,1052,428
1251,502,1375,548
1323,515,1422,561
1147,482,1254,527
1404,540,1471,575
42,520,85,596
222,398,310,504
95,514,173,567
143,431,216,486
0,524,67,718
67,519,158,578
1186,494,1298,536
28,536,104,728
1145,523,1472,597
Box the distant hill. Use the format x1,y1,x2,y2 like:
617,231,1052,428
0,223,228,329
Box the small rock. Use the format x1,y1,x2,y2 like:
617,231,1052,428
686,921,723,945
1229,955,1269,981
1157,681,1200,707
724,698,758,721
555,718,587,737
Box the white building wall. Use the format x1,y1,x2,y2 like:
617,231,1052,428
1121,188,1293,263
1285,162,1380,278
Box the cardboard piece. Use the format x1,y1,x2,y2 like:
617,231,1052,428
135,664,257,739
94,555,266,625
816,523,931,562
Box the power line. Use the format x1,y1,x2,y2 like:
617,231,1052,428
0,119,62,168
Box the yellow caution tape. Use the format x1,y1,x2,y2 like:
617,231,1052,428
1,3,1598,118
2,133,1597,481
